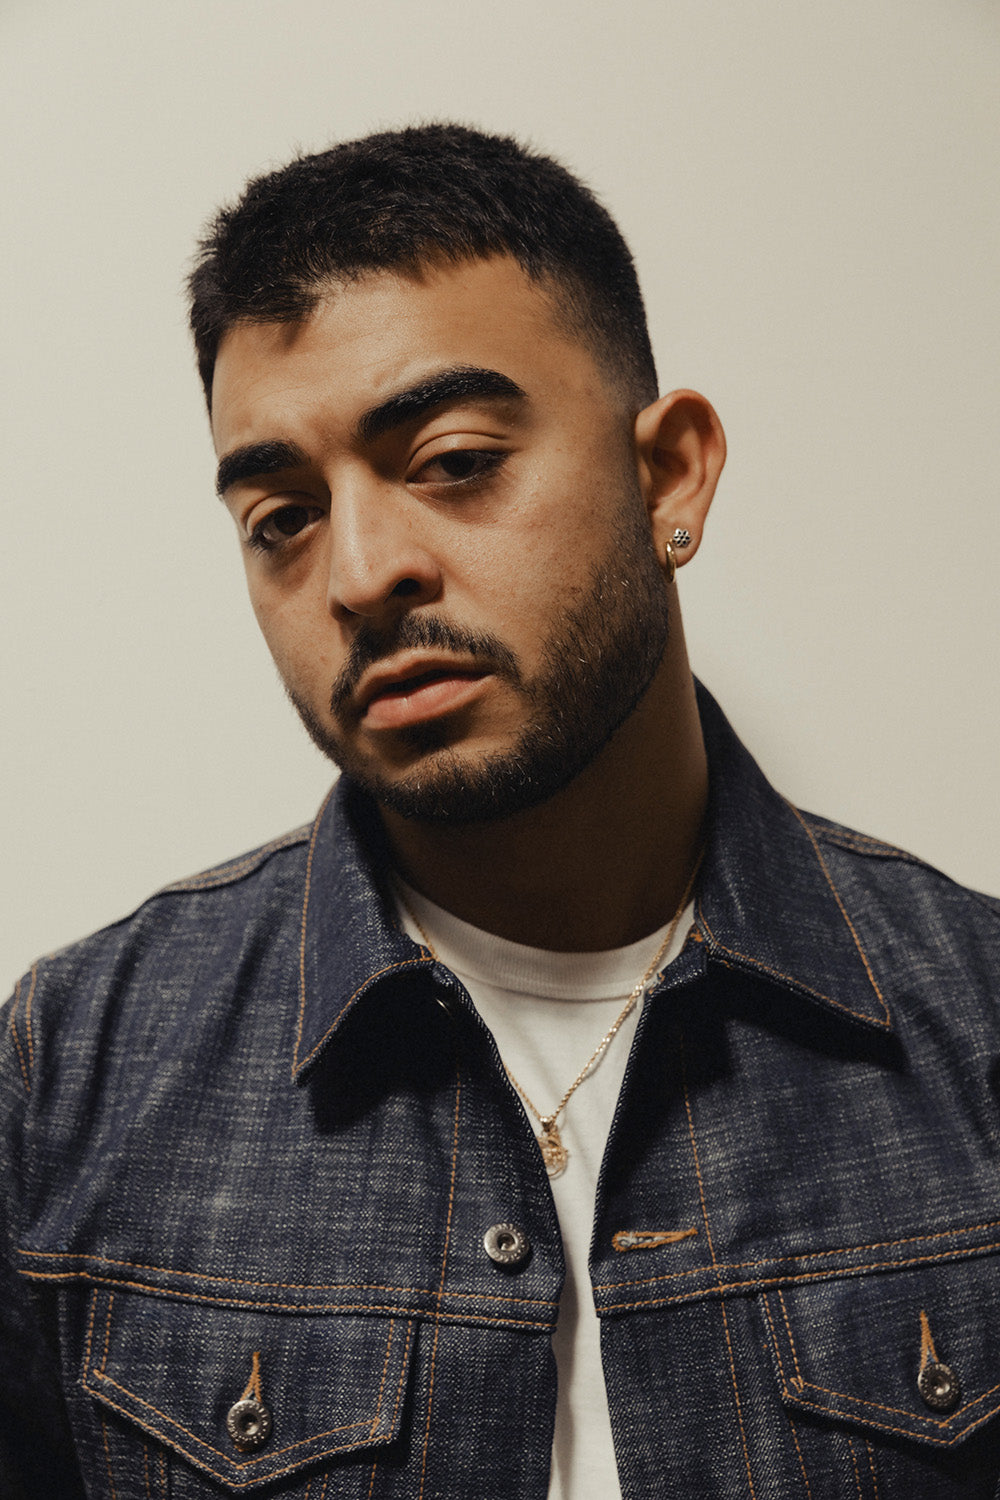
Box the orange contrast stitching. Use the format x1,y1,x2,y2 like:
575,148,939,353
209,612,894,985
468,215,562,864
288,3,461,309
779,1384,1000,1449
762,1299,814,1499
777,1291,803,1386
918,1308,938,1371
163,828,310,891
15,1247,555,1307
8,976,31,1095
418,1065,462,1498
696,901,888,1030
598,1236,1000,1310
84,1290,100,1373
369,1320,415,1496
786,803,889,1023
682,1033,757,1498
101,1293,114,1372
612,1228,698,1252
25,1272,551,1324
22,964,36,1068
369,1319,395,1438
92,1368,378,1457
238,1349,264,1404
592,1214,1000,1292
293,787,337,1077
847,1436,864,1499
297,958,434,1077
778,1297,994,1429
143,1439,152,1500
865,1441,880,1499
89,1383,396,1491
101,1412,119,1500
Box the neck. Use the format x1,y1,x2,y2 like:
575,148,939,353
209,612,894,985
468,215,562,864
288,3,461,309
380,639,707,952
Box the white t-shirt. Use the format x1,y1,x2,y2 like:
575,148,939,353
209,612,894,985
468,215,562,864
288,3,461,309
396,885,693,1500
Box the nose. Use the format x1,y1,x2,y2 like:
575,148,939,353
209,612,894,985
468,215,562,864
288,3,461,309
325,486,443,623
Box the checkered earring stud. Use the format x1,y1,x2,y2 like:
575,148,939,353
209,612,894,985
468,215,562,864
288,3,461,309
671,528,692,548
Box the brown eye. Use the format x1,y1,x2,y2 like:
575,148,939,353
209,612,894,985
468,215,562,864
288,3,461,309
248,505,320,551
416,449,506,484
435,451,483,479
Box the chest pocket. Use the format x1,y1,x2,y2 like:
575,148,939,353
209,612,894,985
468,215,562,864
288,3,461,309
761,1252,1000,1491
82,1287,415,1492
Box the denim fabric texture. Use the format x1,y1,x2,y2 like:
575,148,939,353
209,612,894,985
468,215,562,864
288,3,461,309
3,685,1000,1498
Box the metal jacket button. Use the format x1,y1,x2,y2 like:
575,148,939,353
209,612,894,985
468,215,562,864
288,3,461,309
226,1396,273,1451
483,1222,531,1267
918,1361,961,1413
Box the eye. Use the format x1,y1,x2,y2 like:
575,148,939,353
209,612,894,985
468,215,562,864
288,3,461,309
413,448,506,485
246,503,322,552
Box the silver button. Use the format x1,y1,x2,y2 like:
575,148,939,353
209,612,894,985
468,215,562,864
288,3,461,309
917,1361,961,1413
226,1396,272,1451
483,1222,531,1267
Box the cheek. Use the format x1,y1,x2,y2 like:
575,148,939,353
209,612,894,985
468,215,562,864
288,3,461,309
246,583,342,690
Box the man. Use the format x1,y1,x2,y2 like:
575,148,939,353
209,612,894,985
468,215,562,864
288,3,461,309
2,124,999,1499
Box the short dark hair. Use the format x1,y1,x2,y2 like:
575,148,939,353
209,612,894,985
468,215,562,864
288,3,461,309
188,123,658,410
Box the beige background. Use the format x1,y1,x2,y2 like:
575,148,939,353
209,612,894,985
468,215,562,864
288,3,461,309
2,0,998,989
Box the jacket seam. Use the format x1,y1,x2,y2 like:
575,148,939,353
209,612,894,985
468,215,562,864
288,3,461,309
87,1294,409,1465
593,1216,1000,1293
160,827,311,893
15,1248,556,1307
8,973,32,1095
419,1061,462,1498
32,1270,553,1325
88,1383,398,1489
696,905,889,1030
598,1237,1000,1311
785,802,890,1023
682,1031,758,1499
778,1295,1000,1430
760,1297,814,1498
293,790,334,1077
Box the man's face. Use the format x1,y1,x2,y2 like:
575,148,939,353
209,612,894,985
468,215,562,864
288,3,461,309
211,257,670,823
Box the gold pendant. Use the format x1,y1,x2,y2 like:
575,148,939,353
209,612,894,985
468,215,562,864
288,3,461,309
538,1117,569,1177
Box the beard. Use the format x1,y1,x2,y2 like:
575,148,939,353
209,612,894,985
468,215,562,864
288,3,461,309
285,499,670,826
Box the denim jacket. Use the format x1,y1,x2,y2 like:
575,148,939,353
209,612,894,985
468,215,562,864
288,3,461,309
4,688,1000,1499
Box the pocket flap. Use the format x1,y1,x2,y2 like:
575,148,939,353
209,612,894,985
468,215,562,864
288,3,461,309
762,1255,1000,1448
82,1288,414,1490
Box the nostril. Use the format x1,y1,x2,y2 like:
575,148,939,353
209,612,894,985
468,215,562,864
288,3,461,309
391,578,422,598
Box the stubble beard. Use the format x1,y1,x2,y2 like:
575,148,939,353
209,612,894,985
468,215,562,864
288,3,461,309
285,503,670,826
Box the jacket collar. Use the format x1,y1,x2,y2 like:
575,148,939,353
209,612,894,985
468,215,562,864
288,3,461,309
292,683,891,1081
692,683,891,1035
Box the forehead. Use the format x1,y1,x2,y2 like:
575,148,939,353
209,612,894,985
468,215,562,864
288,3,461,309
209,257,609,454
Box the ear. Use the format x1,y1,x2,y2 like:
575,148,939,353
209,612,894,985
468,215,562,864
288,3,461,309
634,390,726,575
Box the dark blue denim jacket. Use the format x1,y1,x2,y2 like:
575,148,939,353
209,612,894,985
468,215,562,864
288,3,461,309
4,689,1000,1499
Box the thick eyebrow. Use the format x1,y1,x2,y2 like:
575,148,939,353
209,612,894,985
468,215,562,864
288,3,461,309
215,439,308,498
355,366,527,446
215,367,527,498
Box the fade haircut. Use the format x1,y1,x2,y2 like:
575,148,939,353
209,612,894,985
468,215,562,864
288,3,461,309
188,123,658,411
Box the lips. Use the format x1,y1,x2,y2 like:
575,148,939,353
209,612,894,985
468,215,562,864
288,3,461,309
357,655,491,731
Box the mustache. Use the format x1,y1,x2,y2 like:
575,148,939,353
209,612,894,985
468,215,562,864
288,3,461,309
330,614,523,715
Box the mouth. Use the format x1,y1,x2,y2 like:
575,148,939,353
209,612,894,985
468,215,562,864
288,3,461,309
358,657,492,731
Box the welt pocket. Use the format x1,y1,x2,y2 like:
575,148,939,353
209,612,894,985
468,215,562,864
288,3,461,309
761,1253,1000,1449
82,1286,415,1491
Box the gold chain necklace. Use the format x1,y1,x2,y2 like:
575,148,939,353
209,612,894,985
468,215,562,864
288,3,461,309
400,847,703,1177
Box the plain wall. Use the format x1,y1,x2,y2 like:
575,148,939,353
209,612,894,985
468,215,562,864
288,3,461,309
2,0,998,989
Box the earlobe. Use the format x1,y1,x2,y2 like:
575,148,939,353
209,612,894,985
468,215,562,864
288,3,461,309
635,390,726,574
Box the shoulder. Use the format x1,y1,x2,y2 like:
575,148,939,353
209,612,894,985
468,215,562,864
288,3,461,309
3,822,315,1064
795,805,1000,967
